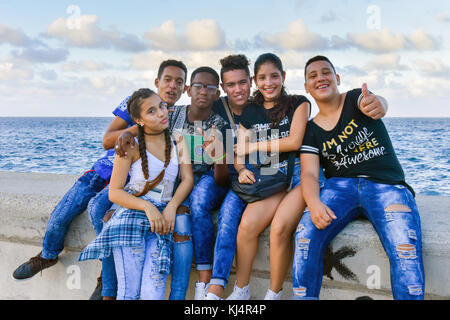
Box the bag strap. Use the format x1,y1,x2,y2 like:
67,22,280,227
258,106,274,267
285,152,296,186
221,97,237,133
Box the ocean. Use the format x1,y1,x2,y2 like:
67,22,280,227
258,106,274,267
0,117,448,197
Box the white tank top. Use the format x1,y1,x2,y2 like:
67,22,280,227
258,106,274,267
126,140,179,202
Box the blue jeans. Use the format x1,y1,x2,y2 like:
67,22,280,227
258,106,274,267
88,186,116,298
210,189,247,287
190,173,247,287
89,186,193,300
42,169,107,260
292,177,425,300
190,174,228,269
169,198,193,300
113,232,168,300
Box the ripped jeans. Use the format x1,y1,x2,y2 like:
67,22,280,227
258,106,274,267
190,172,248,287
113,233,168,300
110,200,193,300
292,177,425,300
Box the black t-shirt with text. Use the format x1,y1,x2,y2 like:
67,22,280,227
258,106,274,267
240,95,310,164
300,88,414,195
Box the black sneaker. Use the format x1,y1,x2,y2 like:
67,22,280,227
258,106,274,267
12,252,58,280
89,273,103,300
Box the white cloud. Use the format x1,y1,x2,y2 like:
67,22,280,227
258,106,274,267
277,50,305,69
144,20,182,51
62,60,110,72
11,47,69,63
144,19,227,51
436,12,450,23
45,15,147,52
407,29,440,50
348,28,405,53
0,22,33,47
184,19,226,50
366,53,409,71
0,61,33,81
130,50,183,70
263,19,328,50
414,58,450,77
347,28,440,53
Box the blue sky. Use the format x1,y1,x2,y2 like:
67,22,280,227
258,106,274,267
0,0,449,117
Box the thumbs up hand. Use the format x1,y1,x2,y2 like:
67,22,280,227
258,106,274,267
359,83,388,120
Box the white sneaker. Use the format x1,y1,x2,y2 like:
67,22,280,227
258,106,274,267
226,283,250,300
264,288,283,300
205,292,223,300
194,281,209,300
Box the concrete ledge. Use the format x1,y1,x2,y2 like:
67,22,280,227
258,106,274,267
1,171,449,300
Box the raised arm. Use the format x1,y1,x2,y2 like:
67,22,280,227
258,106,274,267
359,83,388,120
102,116,138,151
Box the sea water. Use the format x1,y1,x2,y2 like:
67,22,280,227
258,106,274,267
0,117,448,196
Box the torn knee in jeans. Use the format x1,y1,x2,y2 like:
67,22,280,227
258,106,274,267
293,286,307,297
384,204,411,221
384,204,411,212
396,244,417,259
174,232,190,242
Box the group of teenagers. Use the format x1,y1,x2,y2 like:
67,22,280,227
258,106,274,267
12,53,425,300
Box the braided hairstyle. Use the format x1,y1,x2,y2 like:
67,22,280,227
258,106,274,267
126,88,172,196
252,53,298,129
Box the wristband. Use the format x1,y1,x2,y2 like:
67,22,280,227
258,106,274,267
213,154,226,163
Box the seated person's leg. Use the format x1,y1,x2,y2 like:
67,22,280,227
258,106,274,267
190,174,228,271
169,203,192,300
210,190,247,290
292,178,360,300
362,181,425,300
88,186,113,235
13,170,106,280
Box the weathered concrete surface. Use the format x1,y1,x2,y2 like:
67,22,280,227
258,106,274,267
0,171,449,300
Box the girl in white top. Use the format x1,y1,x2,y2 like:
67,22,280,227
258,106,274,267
107,88,193,299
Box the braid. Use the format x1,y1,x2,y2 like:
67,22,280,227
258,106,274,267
164,129,172,168
137,125,149,180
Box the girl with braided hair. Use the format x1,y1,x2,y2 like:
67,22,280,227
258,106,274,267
79,88,193,300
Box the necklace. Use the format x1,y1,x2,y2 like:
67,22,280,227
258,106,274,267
143,130,165,136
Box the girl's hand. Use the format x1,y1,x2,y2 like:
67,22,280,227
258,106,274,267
161,202,177,234
144,202,165,234
309,202,337,230
238,168,256,184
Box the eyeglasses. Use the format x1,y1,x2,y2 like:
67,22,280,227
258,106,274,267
191,83,218,94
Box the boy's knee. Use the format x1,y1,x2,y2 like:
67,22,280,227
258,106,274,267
385,204,411,213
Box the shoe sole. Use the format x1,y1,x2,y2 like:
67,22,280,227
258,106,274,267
11,263,58,282
11,273,40,282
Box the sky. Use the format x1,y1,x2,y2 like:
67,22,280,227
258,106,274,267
0,0,449,118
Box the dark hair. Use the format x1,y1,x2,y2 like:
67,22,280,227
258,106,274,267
304,55,336,79
126,88,172,197
252,53,298,129
158,59,188,82
190,66,220,85
219,54,251,82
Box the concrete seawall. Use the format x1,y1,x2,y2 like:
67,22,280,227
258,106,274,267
1,171,449,300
